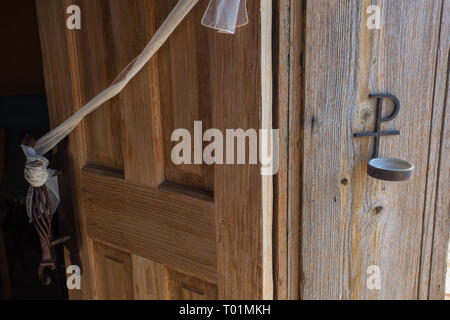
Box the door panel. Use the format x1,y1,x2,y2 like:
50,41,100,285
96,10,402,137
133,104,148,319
301,0,444,299
166,269,218,300
83,167,217,281
77,0,125,171
94,242,134,300
37,0,272,299
132,256,167,300
156,0,214,192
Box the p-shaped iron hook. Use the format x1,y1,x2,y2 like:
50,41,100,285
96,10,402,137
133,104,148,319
354,93,414,182
354,93,400,159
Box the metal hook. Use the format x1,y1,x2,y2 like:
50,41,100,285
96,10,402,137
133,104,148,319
370,93,400,123
23,136,70,285
37,236,69,285
38,260,56,286
354,93,401,158
354,93,414,182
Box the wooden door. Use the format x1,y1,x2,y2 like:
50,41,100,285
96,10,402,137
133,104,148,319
292,0,449,299
36,0,273,299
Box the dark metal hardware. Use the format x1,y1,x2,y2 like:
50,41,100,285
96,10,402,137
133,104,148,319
23,135,70,285
367,158,414,182
354,94,414,182
354,93,400,158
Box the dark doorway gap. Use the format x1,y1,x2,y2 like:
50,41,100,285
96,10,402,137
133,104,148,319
0,0,68,300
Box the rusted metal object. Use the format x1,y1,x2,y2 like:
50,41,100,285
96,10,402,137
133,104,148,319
23,135,69,285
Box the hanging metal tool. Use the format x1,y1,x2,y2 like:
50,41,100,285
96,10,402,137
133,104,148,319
22,135,69,285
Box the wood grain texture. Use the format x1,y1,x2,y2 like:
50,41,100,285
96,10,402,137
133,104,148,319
286,0,305,301
132,255,218,300
109,0,164,187
274,0,304,300
420,0,450,300
38,0,273,300
427,76,449,299
260,0,274,300
167,269,218,300
36,0,96,299
273,0,290,300
82,167,217,282
132,255,168,300
71,0,124,171
94,242,134,300
156,0,214,192
301,0,443,299
211,0,273,299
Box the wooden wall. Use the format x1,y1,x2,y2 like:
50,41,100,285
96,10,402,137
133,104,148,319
275,0,449,300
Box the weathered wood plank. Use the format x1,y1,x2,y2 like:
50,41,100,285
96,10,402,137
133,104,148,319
301,0,443,299
261,0,274,301
274,0,290,300
420,0,450,300
274,0,305,300
286,0,304,300
82,167,217,282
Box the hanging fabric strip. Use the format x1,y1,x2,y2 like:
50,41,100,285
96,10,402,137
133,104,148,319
22,0,250,217
20,0,250,285
33,0,200,156
22,0,200,218
202,0,248,34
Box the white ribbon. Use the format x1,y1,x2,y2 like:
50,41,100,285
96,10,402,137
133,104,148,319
33,0,201,156
21,145,60,221
202,0,248,34
22,0,248,217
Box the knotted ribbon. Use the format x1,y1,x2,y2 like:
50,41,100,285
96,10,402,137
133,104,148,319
21,145,59,222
